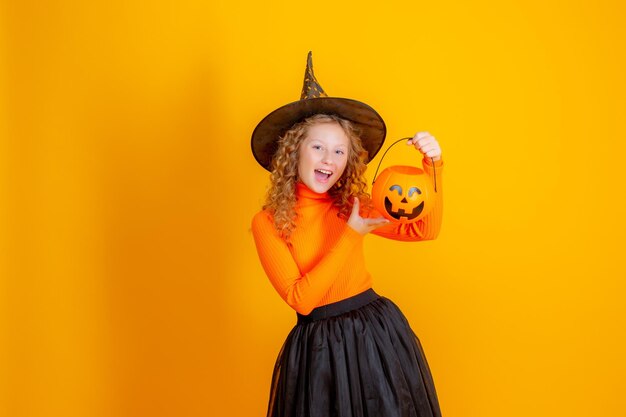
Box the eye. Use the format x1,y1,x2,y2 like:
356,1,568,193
408,187,421,197
389,185,402,195
312,144,322,150
335,149,345,155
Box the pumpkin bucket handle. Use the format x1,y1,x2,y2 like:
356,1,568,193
371,137,438,192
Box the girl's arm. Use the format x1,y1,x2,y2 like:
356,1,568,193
251,212,363,315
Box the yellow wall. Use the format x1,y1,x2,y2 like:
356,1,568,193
1,1,624,416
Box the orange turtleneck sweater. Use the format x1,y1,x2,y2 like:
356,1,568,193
251,157,443,315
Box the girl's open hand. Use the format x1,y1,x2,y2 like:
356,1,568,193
407,131,442,161
347,197,390,235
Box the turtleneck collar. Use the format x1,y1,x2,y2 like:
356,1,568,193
296,181,332,202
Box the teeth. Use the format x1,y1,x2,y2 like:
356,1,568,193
316,169,332,175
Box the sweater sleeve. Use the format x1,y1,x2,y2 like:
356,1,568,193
251,211,364,315
370,157,443,242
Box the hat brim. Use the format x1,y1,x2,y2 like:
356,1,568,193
251,97,386,171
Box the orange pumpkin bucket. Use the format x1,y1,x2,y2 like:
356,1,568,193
371,138,438,224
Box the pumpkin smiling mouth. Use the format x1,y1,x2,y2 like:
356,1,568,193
384,197,424,220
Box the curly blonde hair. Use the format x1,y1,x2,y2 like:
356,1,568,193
263,114,371,240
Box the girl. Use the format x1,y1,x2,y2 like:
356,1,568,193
251,53,444,417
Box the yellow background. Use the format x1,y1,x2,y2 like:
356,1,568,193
1,1,625,416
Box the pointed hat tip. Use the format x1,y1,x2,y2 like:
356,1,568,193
300,50,326,99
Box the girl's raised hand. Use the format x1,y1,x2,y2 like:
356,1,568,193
407,131,442,161
347,197,390,235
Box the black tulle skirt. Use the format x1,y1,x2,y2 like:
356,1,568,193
267,288,442,417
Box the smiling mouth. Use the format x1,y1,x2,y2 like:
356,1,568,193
384,197,424,220
314,169,333,182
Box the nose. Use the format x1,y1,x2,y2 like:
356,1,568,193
322,150,333,165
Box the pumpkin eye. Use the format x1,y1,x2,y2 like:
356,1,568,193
408,187,422,197
389,185,402,195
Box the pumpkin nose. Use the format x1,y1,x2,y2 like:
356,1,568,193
401,197,407,203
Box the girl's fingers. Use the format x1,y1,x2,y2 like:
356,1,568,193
420,145,440,155
417,136,436,147
409,132,430,144
348,204,389,235
366,217,390,230
366,217,389,226
417,139,440,154
425,149,441,158
350,197,360,217
407,131,442,159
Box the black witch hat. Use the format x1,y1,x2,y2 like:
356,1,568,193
251,51,387,171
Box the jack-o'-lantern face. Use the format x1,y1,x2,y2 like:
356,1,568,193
371,166,434,224
385,184,425,221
